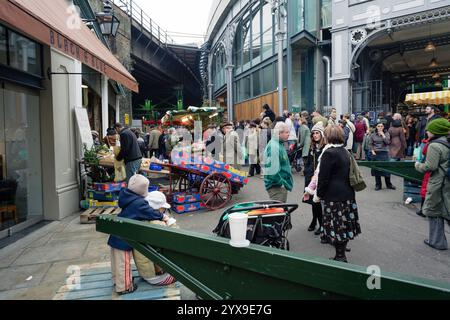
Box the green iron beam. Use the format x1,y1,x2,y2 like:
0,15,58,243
96,215,450,300
358,161,424,184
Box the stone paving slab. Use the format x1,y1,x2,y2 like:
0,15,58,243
12,241,90,266
0,263,51,291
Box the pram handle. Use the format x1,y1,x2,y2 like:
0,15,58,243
226,203,299,215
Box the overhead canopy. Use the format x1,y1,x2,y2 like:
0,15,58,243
0,0,139,92
405,90,450,105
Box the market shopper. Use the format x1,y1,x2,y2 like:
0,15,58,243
369,123,396,191
264,122,293,203
388,113,407,161
114,123,143,183
417,105,442,141
316,125,361,263
104,127,119,148
148,125,161,158
297,117,311,174
221,122,243,169
302,122,325,235
261,104,276,122
415,118,450,251
246,122,261,177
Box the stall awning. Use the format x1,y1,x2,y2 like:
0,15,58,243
0,0,139,93
405,90,450,105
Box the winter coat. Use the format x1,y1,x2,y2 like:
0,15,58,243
354,120,367,142
107,189,164,251
264,139,293,192
285,118,298,141
369,131,391,153
344,120,355,151
415,136,450,219
223,130,242,167
388,120,407,159
262,109,276,122
316,146,355,202
148,129,161,151
246,129,259,156
298,125,311,158
116,128,143,164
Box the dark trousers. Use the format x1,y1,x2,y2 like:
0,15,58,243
375,176,393,187
149,149,159,158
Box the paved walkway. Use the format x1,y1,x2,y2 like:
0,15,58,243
0,167,449,299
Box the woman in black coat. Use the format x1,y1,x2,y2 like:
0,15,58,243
302,122,326,235
316,125,361,263
261,104,276,123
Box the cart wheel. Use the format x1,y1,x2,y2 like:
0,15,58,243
200,173,232,210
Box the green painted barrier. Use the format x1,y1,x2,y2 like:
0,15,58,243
97,215,450,300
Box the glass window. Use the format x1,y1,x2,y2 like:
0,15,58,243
262,29,273,60
321,0,332,28
251,8,261,42
8,30,41,76
262,3,273,33
291,46,315,112
262,64,274,93
238,76,251,101
305,0,317,35
0,26,6,65
242,20,251,70
252,70,261,97
0,84,43,231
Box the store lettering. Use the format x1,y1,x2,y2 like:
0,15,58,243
48,30,106,73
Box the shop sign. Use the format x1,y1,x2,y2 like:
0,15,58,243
49,30,106,74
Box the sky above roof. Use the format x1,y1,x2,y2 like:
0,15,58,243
133,0,213,47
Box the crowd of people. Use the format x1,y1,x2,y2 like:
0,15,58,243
97,103,449,294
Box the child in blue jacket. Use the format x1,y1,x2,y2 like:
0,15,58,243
107,174,169,294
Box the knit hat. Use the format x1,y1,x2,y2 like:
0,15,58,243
426,118,450,136
128,174,149,197
311,121,325,136
146,191,171,210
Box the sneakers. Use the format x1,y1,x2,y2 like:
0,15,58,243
147,273,176,286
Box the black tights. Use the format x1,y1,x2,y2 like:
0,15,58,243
309,203,323,228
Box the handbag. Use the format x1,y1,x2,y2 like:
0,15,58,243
348,151,367,192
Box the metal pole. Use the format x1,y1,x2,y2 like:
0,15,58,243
274,0,286,116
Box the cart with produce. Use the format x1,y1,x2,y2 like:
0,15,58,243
154,152,249,213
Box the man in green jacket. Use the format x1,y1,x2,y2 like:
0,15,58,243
264,122,293,203
415,118,450,250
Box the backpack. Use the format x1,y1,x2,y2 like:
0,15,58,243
347,150,367,192
431,140,450,180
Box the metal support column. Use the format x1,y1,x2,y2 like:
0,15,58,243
272,0,287,115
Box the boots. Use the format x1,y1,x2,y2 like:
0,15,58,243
385,177,396,190
375,176,382,191
330,242,348,263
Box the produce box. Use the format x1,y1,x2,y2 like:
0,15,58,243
173,192,202,204
92,182,127,192
81,199,119,209
172,202,206,214
87,190,120,202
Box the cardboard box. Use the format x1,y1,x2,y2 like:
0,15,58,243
173,192,202,204
87,190,120,202
92,182,127,192
172,202,206,214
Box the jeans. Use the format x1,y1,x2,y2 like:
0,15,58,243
125,158,142,183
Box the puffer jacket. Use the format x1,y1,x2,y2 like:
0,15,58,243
107,189,164,251
415,136,450,219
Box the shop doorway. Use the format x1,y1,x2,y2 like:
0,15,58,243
0,82,43,238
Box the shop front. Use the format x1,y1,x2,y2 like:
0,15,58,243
0,0,138,239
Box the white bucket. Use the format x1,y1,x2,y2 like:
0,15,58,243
228,213,250,248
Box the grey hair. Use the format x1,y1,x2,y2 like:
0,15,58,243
274,122,288,134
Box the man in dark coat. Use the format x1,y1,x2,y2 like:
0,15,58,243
114,123,143,182
417,105,442,141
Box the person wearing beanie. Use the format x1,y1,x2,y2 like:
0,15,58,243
107,174,168,294
132,191,177,287
415,118,450,251
302,121,326,236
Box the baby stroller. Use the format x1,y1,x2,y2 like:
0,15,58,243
213,201,298,250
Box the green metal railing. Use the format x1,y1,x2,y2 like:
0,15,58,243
358,161,424,184
97,215,450,300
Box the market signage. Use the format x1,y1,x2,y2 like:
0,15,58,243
49,30,106,74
